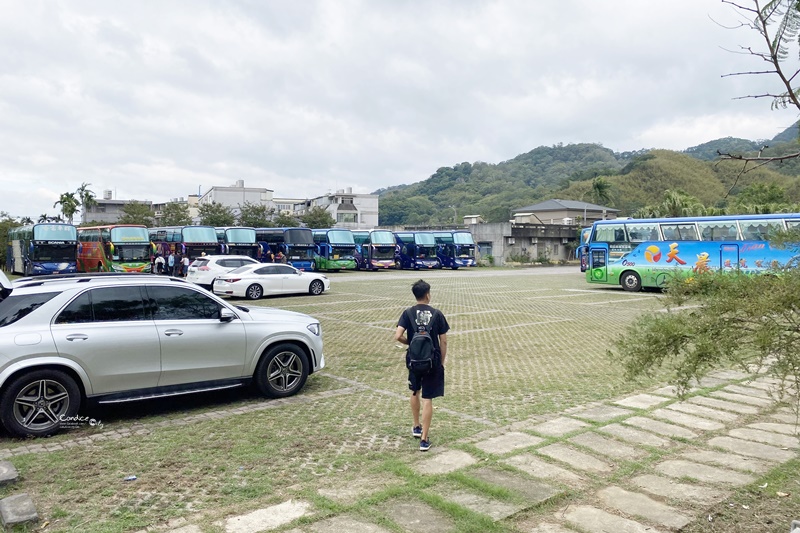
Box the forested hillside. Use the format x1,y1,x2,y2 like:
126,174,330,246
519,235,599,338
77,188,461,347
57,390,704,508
377,125,800,226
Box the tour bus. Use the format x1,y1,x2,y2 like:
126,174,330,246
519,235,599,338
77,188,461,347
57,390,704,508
311,228,357,271
432,230,477,269
352,229,397,270
77,225,152,272
148,225,221,260
215,226,261,258
7,223,78,276
585,213,800,291
395,231,441,269
577,227,592,272
255,227,315,270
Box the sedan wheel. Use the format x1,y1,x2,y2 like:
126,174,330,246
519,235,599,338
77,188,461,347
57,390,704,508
254,344,309,398
309,280,324,295
246,283,263,300
0,369,81,438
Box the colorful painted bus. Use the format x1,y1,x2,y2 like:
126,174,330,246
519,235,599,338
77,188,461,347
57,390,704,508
215,227,261,258
432,230,476,269
395,231,441,269
7,223,78,276
352,229,397,270
77,225,152,272
255,227,315,270
311,229,357,271
577,227,591,272
148,226,221,260
585,213,800,292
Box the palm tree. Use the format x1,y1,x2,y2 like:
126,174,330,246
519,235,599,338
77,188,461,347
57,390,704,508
53,192,79,224
76,182,97,222
590,176,612,205
659,190,704,218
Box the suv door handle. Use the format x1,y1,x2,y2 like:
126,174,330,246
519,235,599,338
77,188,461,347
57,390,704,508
164,329,184,337
66,334,88,341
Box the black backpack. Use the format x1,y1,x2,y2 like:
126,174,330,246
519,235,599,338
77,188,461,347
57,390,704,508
406,308,437,376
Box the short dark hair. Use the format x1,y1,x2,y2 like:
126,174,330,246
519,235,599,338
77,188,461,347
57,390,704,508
411,279,430,300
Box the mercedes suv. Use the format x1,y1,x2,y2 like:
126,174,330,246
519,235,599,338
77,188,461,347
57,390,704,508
0,272,324,438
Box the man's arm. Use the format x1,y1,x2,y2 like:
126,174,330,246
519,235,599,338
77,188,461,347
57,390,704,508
438,333,447,366
394,325,408,345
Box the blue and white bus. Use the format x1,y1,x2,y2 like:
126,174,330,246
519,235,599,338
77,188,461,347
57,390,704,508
432,230,476,269
8,223,78,276
311,228,357,271
585,213,800,291
216,226,261,258
256,227,315,270
395,231,441,269
352,229,397,270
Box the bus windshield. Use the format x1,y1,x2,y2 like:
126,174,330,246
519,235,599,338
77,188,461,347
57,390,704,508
225,228,256,243
183,227,217,242
327,230,355,245
33,244,76,262
453,232,475,245
414,233,436,246
285,228,314,244
33,225,77,241
371,231,395,245
117,245,150,262
110,227,149,242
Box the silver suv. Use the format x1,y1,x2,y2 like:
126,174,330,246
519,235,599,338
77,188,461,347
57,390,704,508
0,271,324,438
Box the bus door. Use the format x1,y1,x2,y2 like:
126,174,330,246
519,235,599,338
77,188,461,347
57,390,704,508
588,246,608,283
720,244,739,271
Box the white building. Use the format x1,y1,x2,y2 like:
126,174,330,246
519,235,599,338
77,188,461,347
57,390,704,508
296,188,379,229
197,180,275,216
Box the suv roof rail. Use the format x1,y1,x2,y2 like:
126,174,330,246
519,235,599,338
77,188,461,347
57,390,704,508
14,273,188,289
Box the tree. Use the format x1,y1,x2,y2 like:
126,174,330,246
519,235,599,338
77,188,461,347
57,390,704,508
117,201,155,226
301,206,335,228
198,202,235,226
237,202,274,227
590,176,612,205
160,202,192,226
76,182,97,221
0,212,20,268
53,192,79,224
273,212,301,227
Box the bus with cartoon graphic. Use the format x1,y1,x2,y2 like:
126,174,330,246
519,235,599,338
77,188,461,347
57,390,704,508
77,225,152,272
585,213,800,291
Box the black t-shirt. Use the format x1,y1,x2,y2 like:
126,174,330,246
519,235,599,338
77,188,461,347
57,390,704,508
398,304,450,356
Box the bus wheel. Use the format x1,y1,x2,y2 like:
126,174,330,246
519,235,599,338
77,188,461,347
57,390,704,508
310,262,316,271
451,266,459,270
621,271,642,292
246,284,264,300
395,261,402,270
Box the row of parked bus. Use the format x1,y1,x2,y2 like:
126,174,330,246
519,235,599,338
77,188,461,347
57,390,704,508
6,223,477,276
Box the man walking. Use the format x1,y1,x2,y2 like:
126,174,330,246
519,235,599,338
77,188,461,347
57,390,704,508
394,279,449,451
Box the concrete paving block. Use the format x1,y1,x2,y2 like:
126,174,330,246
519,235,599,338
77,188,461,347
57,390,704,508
305,516,392,533
570,404,633,422
167,526,202,533
474,432,544,455
597,423,671,448
623,416,699,440
723,384,772,399
380,500,455,533
748,422,799,436
0,493,38,528
650,408,726,431
655,459,755,486
771,412,800,424
694,376,729,388
687,395,760,414
709,436,796,462
0,461,19,486
561,504,667,533
526,417,591,437
680,450,773,474
503,453,586,486
614,393,670,410
470,467,564,504
651,385,697,397
516,522,574,533
441,489,526,521
537,443,614,473
568,432,647,461
631,474,729,506
665,402,740,423
596,486,691,530
710,391,773,407
708,369,751,380
224,500,311,533
729,427,799,448
415,449,477,475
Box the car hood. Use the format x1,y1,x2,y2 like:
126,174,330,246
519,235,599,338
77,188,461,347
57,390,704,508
237,305,316,323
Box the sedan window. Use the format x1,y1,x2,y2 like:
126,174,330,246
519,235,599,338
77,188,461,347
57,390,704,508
0,293,59,327
255,266,276,275
147,286,222,320
274,265,296,274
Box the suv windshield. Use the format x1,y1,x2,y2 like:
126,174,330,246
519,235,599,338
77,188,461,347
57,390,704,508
0,293,59,327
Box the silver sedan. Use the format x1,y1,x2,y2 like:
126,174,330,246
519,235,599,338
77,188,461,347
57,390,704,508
213,263,330,299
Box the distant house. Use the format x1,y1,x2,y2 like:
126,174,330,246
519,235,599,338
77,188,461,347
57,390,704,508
512,199,618,226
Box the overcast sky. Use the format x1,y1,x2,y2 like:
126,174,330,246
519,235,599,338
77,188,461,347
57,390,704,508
1,0,796,220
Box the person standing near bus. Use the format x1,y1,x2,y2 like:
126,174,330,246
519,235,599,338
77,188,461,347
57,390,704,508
167,252,175,276
394,279,449,452
182,254,190,277
154,254,165,275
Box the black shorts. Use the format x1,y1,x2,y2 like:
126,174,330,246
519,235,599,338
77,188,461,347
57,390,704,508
408,364,444,399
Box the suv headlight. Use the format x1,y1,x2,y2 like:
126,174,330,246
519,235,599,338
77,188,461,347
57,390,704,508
306,323,321,336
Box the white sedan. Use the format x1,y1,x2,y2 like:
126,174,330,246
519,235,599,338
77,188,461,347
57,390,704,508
213,263,330,299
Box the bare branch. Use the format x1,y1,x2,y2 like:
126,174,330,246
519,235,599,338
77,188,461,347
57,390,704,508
717,146,800,197
732,93,783,99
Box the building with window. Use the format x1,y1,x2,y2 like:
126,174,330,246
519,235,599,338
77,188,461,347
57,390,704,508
197,180,275,216
296,188,378,229
512,199,618,226
81,190,154,224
